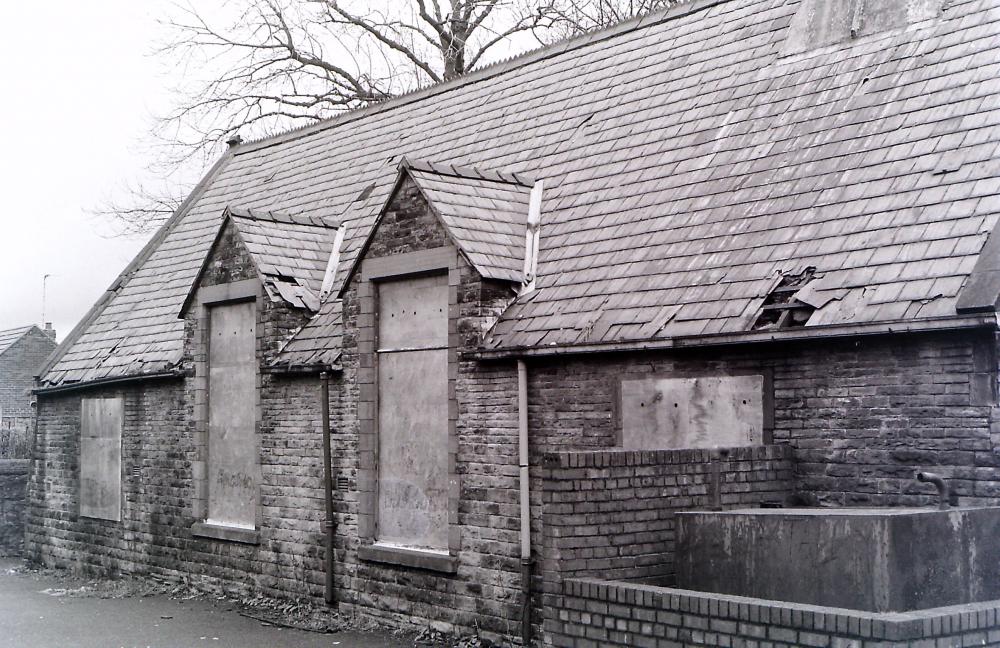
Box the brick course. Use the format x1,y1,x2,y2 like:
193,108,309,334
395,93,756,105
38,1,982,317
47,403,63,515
549,577,1000,648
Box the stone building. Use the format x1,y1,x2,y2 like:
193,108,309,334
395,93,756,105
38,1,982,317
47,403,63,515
0,324,56,448
24,0,1000,644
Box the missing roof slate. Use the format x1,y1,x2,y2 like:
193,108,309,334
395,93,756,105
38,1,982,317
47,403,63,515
752,267,818,330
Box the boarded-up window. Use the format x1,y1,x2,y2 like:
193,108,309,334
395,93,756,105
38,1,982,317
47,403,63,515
621,375,764,450
376,274,449,551
80,397,123,521
207,301,257,529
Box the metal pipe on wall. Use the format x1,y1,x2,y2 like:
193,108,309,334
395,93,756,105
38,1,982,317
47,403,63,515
517,359,533,646
320,371,336,606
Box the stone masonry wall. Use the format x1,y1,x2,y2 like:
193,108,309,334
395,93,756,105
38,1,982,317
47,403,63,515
336,174,526,642
525,329,1000,507
24,179,1000,646
0,459,29,555
549,578,1000,648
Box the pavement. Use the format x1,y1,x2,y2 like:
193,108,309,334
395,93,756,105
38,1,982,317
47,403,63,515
0,558,406,648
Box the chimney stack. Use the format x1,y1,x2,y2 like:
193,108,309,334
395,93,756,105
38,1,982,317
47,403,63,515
43,322,56,340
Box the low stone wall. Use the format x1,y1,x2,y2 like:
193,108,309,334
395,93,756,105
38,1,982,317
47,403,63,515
0,459,29,556
550,578,1000,647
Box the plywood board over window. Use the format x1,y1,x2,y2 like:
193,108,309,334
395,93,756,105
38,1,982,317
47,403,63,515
80,397,123,521
207,301,258,529
376,273,449,551
621,375,765,450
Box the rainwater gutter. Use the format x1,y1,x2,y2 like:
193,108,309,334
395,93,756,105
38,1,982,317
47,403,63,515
32,370,184,396
517,359,533,646
320,371,337,606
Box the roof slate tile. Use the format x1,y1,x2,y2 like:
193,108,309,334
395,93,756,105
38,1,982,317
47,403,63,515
43,0,1000,382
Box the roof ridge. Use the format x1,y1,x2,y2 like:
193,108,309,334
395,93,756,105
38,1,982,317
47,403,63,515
235,0,723,154
399,156,535,187
226,206,339,229
0,325,34,337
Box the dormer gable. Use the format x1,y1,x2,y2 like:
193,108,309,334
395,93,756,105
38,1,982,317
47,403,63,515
337,158,542,298
179,207,340,318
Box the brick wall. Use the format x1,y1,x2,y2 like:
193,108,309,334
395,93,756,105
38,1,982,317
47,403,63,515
539,446,794,584
27,176,529,644
24,177,1000,646
25,379,335,592
549,578,1000,648
537,446,794,642
524,330,1000,507
0,459,29,555
0,327,57,435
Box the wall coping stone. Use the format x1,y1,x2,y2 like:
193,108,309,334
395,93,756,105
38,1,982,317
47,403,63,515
541,444,792,469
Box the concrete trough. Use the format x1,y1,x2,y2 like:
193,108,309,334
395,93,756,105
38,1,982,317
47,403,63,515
675,506,1000,612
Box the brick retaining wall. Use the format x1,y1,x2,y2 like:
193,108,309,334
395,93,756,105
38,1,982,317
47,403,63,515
538,446,794,643
550,578,1000,647
0,459,29,556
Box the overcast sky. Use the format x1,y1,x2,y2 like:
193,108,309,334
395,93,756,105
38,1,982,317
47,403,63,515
0,2,176,340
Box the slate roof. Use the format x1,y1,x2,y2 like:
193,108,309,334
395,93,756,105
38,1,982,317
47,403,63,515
225,208,338,311
273,299,344,369
41,0,1000,385
403,159,534,283
0,327,34,357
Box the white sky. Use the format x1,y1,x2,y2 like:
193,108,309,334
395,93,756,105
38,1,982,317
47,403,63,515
0,2,176,340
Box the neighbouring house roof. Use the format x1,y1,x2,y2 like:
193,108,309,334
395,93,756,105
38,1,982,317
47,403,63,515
181,207,340,315
0,327,35,358
40,0,1000,385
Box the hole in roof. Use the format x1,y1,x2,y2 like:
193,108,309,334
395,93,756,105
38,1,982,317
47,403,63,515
752,267,818,331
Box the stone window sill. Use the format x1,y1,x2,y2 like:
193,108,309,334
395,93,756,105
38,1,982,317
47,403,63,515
191,522,259,545
358,543,458,574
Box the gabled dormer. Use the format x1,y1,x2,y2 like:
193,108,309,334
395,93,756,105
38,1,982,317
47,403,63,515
178,206,339,543
332,158,543,571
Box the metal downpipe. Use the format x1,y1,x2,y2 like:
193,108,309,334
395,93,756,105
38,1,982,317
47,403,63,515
320,372,336,606
517,359,533,646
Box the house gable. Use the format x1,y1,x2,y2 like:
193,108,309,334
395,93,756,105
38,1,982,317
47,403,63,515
0,326,57,423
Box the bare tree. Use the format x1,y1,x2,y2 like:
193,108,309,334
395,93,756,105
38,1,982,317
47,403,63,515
542,0,675,40
155,1,563,164
101,0,673,233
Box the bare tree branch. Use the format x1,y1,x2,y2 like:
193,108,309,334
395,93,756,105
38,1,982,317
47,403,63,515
104,0,669,233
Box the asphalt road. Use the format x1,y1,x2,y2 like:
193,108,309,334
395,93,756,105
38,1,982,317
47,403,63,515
0,559,404,648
